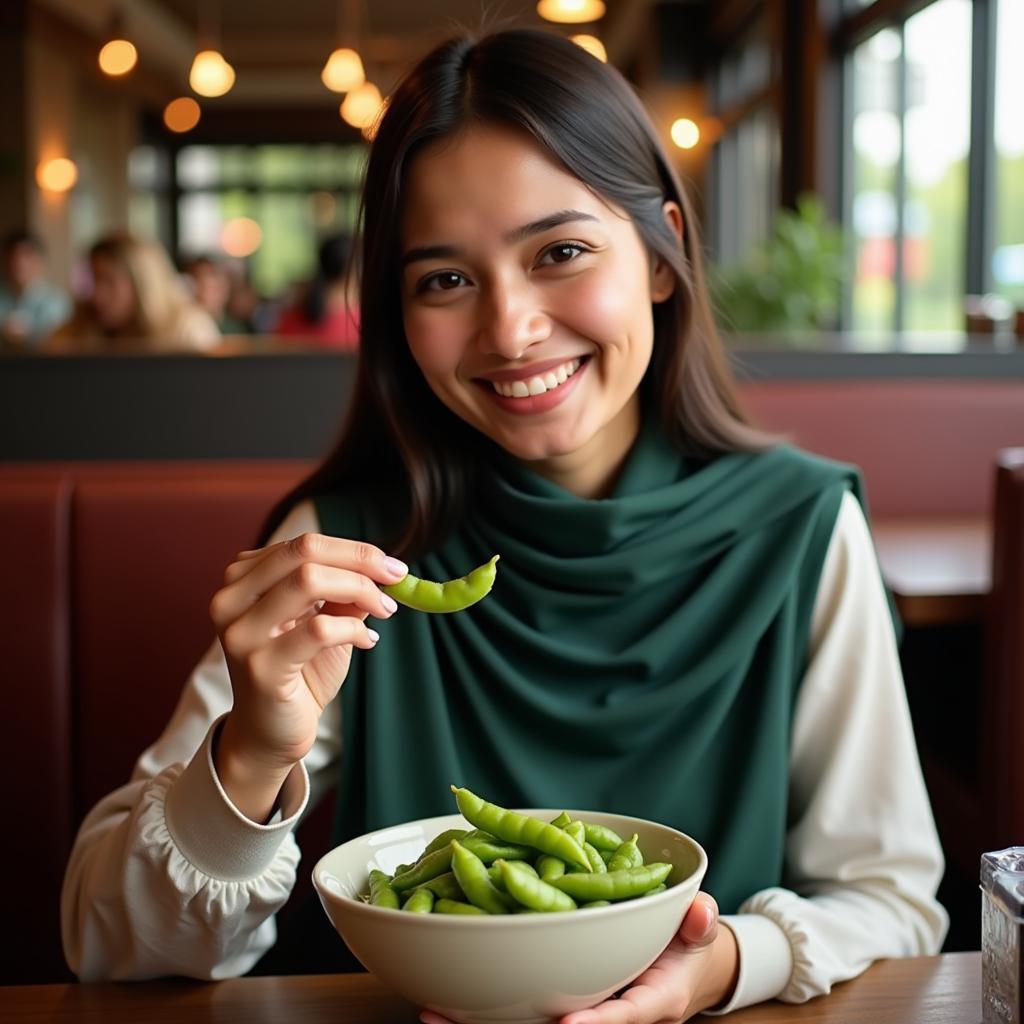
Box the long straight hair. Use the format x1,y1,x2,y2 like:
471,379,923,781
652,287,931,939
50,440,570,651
262,29,772,556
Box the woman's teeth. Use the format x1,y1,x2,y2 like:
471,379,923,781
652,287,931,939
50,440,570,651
490,358,582,398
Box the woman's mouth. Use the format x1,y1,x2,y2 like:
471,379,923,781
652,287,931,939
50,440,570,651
475,356,590,415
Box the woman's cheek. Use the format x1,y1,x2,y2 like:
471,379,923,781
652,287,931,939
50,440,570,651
563,267,643,342
404,307,468,376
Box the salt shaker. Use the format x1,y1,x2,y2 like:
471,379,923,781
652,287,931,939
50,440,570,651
982,848,1024,1024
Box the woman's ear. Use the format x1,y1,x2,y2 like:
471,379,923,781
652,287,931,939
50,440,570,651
650,200,685,303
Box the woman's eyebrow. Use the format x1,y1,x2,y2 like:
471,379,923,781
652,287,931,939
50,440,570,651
401,209,599,269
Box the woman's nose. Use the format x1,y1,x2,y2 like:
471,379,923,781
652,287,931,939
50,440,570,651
477,282,552,359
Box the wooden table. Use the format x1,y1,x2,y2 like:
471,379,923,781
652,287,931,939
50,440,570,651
2,953,981,1023
874,518,991,627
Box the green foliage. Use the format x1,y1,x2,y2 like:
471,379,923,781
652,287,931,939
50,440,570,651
711,194,844,335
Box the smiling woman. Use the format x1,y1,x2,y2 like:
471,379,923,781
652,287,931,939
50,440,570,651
62,27,946,1024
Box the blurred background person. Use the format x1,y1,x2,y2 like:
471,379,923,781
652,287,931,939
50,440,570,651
0,230,71,349
46,233,219,354
183,254,252,336
274,232,359,349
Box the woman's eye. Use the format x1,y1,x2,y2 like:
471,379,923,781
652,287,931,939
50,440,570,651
421,271,467,293
540,243,587,266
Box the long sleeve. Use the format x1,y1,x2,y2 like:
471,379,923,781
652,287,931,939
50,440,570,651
61,500,342,981
710,490,948,1011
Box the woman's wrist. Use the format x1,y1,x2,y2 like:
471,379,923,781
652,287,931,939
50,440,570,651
213,716,296,824
692,922,740,1014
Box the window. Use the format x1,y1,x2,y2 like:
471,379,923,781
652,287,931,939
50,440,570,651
845,0,973,332
129,143,367,297
708,12,779,268
993,0,1024,307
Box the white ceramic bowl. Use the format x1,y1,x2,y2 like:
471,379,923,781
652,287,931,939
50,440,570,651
313,808,708,1024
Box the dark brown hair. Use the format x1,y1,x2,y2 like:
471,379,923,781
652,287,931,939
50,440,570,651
262,28,771,556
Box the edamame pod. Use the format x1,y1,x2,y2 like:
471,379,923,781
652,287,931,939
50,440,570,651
434,898,489,915
451,787,591,871
451,841,513,914
367,869,400,909
424,828,470,856
391,846,454,891
402,887,435,913
552,863,672,902
607,833,643,872
499,859,577,912
536,855,566,882
416,872,465,901
583,822,625,852
382,556,499,613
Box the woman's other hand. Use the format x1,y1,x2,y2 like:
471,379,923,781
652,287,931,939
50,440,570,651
419,892,737,1024
209,533,406,820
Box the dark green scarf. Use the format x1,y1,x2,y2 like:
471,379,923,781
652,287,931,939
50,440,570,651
315,423,864,913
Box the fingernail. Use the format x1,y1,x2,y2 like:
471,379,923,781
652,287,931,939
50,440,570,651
380,594,398,614
384,556,408,578
367,628,380,644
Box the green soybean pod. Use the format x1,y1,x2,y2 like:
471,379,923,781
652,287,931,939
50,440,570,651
367,869,400,909
488,860,537,892
564,820,586,847
382,556,499,613
391,846,453,891
583,822,625,853
499,860,577,912
417,872,465,901
550,811,572,828
402,887,435,913
552,863,672,903
536,855,566,882
434,898,489,916
599,849,614,865
607,833,644,872
583,841,607,874
580,900,612,909
423,828,470,856
450,840,512,914
450,787,591,871
461,835,535,864
641,884,668,897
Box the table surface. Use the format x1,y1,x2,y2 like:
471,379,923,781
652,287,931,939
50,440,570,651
3,953,981,1023
873,518,991,627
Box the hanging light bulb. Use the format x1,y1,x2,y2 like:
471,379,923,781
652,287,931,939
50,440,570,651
537,0,606,24
571,35,607,61
36,158,78,193
340,81,383,129
99,38,137,76
164,97,202,133
670,119,701,150
321,47,365,93
189,49,235,97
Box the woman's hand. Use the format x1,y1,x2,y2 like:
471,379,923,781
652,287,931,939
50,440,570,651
209,532,406,821
419,893,737,1024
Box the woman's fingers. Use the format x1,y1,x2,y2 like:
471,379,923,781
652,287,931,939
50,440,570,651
212,533,406,631
253,610,379,680
220,564,396,658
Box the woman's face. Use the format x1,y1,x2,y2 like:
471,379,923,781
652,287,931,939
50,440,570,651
400,123,676,497
90,253,137,332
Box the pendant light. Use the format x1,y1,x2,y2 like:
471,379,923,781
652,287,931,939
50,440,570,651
322,0,366,93
537,0,606,24
98,10,137,77
189,0,235,98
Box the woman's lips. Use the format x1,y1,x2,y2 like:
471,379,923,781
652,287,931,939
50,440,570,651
475,356,589,415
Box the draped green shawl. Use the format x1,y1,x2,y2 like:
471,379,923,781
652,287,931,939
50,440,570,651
314,422,865,913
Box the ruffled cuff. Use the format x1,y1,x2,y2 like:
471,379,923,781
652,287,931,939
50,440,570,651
702,912,793,1015
163,715,309,882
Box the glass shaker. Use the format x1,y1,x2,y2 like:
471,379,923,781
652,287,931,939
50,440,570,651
983,848,1024,1024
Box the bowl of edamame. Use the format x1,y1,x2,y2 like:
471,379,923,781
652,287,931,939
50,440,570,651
313,787,708,1024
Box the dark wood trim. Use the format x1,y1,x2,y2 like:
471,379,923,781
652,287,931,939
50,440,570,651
707,0,764,45
966,0,997,296
832,0,937,53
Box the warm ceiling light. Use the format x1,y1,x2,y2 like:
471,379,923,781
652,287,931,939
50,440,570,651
98,39,137,76
341,81,383,129
189,49,235,98
670,118,701,150
36,157,78,193
537,0,606,24
321,47,365,92
571,34,607,61
221,217,262,258
164,97,201,133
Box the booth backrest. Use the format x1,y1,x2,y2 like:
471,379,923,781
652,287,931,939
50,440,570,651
3,461,312,985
